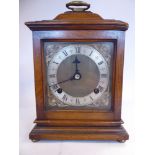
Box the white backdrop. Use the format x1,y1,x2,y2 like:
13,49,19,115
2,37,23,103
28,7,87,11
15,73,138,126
19,0,135,155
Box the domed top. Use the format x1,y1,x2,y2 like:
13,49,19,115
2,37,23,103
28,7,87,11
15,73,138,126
25,1,128,31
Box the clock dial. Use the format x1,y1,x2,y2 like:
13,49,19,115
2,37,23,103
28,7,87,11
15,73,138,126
47,45,109,106
45,42,113,110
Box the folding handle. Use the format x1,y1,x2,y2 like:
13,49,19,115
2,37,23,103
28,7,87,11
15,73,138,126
66,1,90,12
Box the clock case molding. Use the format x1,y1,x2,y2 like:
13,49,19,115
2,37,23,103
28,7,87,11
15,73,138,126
25,4,129,142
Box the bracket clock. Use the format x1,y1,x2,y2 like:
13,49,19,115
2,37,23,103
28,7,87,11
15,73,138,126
25,1,129,142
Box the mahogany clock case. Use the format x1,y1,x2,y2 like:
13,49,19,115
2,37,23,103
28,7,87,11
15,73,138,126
25,2,129,142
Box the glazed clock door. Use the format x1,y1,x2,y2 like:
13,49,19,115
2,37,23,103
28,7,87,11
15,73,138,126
44,42,114,111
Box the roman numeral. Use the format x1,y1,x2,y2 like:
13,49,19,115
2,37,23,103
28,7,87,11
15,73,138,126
62,95,67,101
49,74,56,78
89,96,93,101
47,60,50,66
101,74,107,78
89,51,93,56
53,61,59,64
98,85,104,92
98,61,104,65
63,50,68,56
49,84,58,90
75,47,80,53
76,98,80,104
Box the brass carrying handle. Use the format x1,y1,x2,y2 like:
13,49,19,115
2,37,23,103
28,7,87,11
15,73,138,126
66,1,90,12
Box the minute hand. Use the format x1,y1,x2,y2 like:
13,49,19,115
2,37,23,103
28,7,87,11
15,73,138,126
55,76,74,85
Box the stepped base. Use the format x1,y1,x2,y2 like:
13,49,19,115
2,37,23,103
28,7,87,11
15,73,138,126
29,125,129,142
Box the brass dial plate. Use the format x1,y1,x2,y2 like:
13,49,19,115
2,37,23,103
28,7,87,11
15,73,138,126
44,42,114,110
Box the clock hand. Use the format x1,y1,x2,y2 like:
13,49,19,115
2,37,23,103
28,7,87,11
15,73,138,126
72,55,80,73
51,71,82,87
52,76,74,86
51,56,81,87
72,55,82,79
